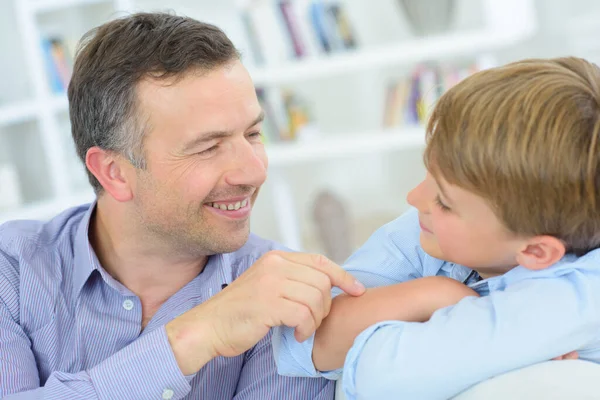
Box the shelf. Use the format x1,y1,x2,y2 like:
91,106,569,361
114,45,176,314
0,189,95,224
0,127,424,224
0,100,39,128
0,94,68,129
29,0,110,13
267,126,426,166
50,94,69,113
249,28,529,86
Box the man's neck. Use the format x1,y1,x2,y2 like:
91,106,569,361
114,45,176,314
90,198,208,307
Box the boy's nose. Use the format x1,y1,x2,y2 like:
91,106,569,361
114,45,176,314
407,180,431,214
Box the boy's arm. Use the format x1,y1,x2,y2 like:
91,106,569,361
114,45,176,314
272,208,442,378
342,271,600,400
312,276,479,371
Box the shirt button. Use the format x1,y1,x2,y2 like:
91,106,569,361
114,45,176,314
162,388,174,399
122,299,134,311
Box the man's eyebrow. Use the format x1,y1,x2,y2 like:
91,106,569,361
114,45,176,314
181,111,265,153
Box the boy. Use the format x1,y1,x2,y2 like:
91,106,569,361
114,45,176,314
272,57,600,399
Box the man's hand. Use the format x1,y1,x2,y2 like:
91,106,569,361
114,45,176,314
166,250,365,375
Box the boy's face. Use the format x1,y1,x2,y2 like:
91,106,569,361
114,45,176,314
407,172,526,278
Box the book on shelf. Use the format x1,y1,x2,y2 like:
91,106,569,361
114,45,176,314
382,61,482,129
241,0,358,67
328,3,357,50
256,87,318,144
41,35,74,94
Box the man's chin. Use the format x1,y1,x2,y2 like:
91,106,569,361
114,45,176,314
210,227,251,254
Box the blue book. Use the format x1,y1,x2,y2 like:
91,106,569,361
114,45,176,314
309,0,332,53
41,37,64,93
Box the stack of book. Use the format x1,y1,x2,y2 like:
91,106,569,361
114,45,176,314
241,0,357,66
257,87,318,143
382,61,481,128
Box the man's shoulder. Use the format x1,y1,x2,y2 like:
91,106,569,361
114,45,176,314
0,204,89,328
234,233,288,260
0,205,89,273
226,233,288,276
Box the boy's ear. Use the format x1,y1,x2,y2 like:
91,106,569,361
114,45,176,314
86,146,134,202
515,235,566,271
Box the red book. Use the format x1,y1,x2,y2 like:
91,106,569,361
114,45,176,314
279,0,306,58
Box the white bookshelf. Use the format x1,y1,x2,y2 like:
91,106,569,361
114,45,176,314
0,0,538,249
0,96,68,129
0,189,95,224
250,28,527,86
50,94,69,113
0,126,426,224
268,127,425,166
29,0,111,13
0,100,39,127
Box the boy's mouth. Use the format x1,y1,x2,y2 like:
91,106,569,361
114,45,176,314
419,220,433,234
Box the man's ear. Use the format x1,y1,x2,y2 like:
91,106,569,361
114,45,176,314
86,147,134,202
515,235,566,271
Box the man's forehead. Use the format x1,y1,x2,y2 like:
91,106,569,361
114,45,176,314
136,63,254,108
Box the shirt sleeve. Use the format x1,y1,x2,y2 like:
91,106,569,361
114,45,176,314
342,270,600,400
234,330,334,400
3,323,193,399
0,247,192,400
272,208,437,379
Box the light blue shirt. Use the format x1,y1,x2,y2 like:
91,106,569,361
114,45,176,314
0,203,334,399
273,208,600,399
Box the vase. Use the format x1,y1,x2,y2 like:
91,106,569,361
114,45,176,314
398,0,456,36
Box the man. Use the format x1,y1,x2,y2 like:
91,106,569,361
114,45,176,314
0,13,365,399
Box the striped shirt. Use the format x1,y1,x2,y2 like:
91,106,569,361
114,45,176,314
0,203,333,399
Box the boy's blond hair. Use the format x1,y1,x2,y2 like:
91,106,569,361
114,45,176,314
425,57,600,255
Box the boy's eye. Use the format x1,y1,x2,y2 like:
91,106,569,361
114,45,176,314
435,195,451,212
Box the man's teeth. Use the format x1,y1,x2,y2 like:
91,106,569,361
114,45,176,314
209,199,248,211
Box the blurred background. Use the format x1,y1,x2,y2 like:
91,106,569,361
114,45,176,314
0,0,598,262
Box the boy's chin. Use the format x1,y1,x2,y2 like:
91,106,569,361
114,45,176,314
419,234,445,260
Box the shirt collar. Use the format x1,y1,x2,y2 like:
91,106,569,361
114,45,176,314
72,201,101,299
71,201,237,300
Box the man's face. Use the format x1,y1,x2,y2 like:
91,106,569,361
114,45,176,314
131,60,267,255
406,171,525,278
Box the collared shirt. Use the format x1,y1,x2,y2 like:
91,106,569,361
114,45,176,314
273,208,600,399
0,203,334,399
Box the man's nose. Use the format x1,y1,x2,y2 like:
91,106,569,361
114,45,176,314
224,140,267,188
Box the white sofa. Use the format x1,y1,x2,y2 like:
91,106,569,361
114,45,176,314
335,360,600,399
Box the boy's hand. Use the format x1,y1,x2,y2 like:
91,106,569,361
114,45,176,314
553,351,579,360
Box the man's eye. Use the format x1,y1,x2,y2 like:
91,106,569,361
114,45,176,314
247,131,263,139
198,145,218,155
